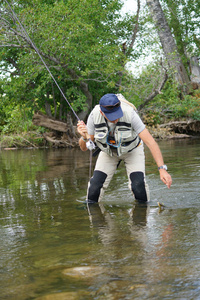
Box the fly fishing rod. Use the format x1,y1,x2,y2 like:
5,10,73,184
4,0,95,151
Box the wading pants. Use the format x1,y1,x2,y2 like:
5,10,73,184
87,143,150,202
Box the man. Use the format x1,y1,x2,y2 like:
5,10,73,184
77,93,172,203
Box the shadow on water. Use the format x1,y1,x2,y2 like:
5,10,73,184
0,139,200,299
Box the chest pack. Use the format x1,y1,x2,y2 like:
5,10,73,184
93,95,141,156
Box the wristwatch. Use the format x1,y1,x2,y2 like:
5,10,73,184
158,165,168,171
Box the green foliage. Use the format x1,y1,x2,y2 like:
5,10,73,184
118,60,168,109
143,109,163,126
0,93,41,134
156,77,180,104
0,133,44,148
0,0,136,123
177,91,200,120
65,87,87,113
161,0,200,58
1,0,200,142
147,79,200,122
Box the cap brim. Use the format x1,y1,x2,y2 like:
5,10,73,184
103,106,123,121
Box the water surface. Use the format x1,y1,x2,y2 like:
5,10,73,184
0,139,200,299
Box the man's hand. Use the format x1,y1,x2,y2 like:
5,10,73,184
77,121,95,151
77,120,88,139
139,128,172,189
159,169,172,188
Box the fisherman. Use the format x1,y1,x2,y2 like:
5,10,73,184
77,93,172,203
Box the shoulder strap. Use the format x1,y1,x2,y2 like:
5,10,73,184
116,93,137,111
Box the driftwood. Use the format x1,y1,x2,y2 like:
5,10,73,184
33,112,79,147
33,111,69,132
160,120,200,135
43,132,78,147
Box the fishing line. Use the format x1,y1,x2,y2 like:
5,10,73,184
4,0,80,121
5,0,95,207
89,150,93,179
5,0,95,157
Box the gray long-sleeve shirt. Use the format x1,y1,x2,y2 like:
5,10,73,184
87,108,145,136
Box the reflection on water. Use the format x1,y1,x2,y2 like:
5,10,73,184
0,139,200,299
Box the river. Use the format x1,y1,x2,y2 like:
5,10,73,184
0,138,200,299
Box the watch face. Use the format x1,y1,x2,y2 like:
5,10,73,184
159,165,167,170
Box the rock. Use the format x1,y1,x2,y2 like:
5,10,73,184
36,291,89,300
62,266,104,278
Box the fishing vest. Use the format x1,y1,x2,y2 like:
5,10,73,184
93,100,141,157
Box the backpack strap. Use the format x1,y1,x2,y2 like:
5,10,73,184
116,93,137,111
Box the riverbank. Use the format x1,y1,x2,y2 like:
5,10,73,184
0,131,46,150
148,125,194,140
0,120,200,150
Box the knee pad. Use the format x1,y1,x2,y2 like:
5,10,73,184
130,172,147,202
87,170,107,202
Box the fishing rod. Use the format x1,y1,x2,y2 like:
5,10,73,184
4,0,95,151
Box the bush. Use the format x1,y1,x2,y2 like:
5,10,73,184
145,77,200,122
0,101,37,134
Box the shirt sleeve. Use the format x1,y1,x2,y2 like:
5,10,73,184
86,111,95,135
131,110,145,134
86,108,145,135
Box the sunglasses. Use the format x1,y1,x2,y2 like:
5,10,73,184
101,102,120,110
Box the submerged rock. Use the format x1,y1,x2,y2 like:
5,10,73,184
36,291,89,300
62,266,104,278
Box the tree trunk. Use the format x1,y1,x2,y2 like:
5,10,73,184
45,92,52,117
165,0,187,60
78,81,93,122
146,0,191,92
32,111,79,147
51,82,57,118
64,67,93,122
189,56,200,89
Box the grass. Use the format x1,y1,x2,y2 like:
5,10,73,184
0,132,45,149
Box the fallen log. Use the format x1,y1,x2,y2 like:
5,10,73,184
43,132,77,147
32,112,79,147
160,120,200,135
33,111,69,132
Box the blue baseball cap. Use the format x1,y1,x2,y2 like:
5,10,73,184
99,94,123,121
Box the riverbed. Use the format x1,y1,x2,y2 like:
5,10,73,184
0,138,200,299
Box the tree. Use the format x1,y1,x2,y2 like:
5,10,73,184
1,0,199,140
0,0,139,122
163,0,200,58
146,0,191,92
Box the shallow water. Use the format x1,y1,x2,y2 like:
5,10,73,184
0,139,200,299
